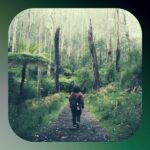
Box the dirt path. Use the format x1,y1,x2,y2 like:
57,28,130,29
36,105,111,142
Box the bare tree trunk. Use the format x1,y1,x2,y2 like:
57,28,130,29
37,23,42,100
115,9,121,72
37,66,41,100
26,9,31,52
122,10,131,63
105,9,109,62
88,19,100,89
12,18,18,53
19,63,27,102
54,27,60,92
108,36,112,63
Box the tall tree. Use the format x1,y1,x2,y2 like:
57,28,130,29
115,9,121,72
122,10,131,63
88,19,100,89
20,62,27,101
11,17,18,53
54,27,60,92
37,22,42,100
108,36,112,63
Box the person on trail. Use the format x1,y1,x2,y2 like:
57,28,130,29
69,85,84,128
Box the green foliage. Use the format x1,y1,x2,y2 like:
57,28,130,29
106,64,116,83
9,93,68,141
99,64,116,86
74,67,93,92
59,75,77,92
99,67,108,85
79,52,91,67
8,53,50,67
29,43,39,54
85,83,142,140
120,63,142,89
8,9,142,142
9,75,20,104
41,77,55,96
22,80,37,100
16,42,27,53
62,68,73,77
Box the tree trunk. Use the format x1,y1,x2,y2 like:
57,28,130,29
105,9,109,62
19,63,27,101
54,27,60,92
37,66,41,100
122,10,131,63
108,36,112,63
37,22,42,100
115,9,121,72
88,19,100,89
12,18,18,53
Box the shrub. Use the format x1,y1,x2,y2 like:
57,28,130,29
9,68,21,104
120,63,142,89
85,84,142,140
59,75,77,92
22,80,37,100
62,68,73,77
41,77,55,96
9,93,67,141
74,67,93,92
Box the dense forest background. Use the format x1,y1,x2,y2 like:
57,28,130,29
8,9,142,141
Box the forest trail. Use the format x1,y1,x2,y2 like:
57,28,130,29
36,105,111,142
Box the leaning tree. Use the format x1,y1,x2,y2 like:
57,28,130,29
88,19,100,90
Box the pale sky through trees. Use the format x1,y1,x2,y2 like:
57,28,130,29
8,8,142,55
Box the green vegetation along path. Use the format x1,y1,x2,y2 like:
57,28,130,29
36,105,111,142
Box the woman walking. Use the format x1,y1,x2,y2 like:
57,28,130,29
69,85,84,128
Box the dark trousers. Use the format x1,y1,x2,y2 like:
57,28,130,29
71,108,81,125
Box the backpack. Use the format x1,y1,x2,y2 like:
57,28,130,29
70,96,80,110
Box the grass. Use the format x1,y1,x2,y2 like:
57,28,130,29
85,83,142,141
9,92,68,141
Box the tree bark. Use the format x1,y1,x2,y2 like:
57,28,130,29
54,27,60,92
108,36,112,63
88,19,100,89
12,18,18,53
115,9,121,72
37,66,41,100
37,22,42,100
19,63,27,101
122,10,131,63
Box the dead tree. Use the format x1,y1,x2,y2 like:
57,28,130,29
54,27,60,92
122,10,131,63
19,63,27,101
108,36,112,63
115,9,121,72
88,19,100,89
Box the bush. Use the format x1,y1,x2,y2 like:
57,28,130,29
74,67,93,92
22,80,37,100
62,68,73,77
9,93,68,141
41,77,55,97
99,64,116,86
9,68,21,104
59,75,77,92
120,63,142,89
99,67,108,86
85,84,142,140
106,64,116,83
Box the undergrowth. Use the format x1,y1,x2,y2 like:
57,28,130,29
9,92,68,141
85,83,142,141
